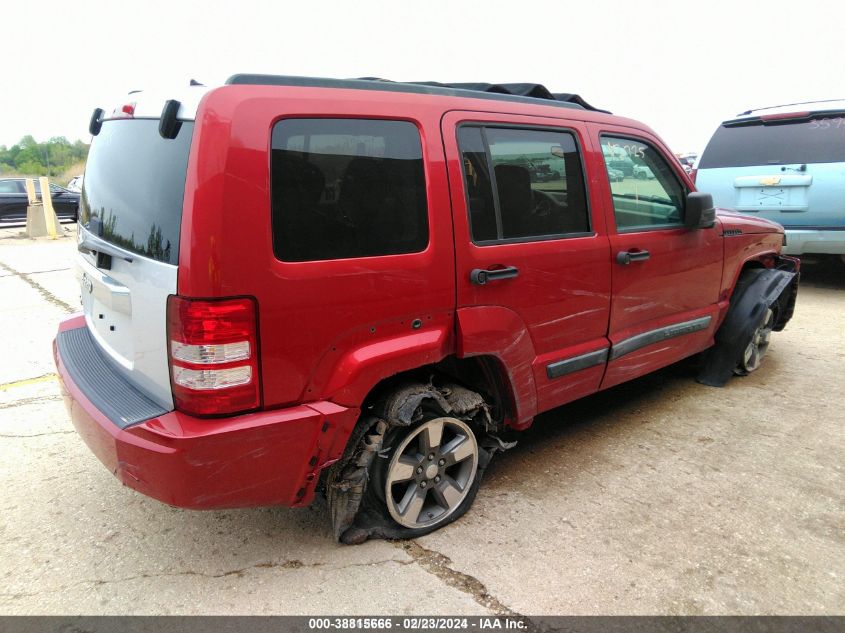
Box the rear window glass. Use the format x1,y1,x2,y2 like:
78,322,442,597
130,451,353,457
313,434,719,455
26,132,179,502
271,118,428,262
699,118,845,168
80,119,193,265
458,126,590,243
0,180,23,193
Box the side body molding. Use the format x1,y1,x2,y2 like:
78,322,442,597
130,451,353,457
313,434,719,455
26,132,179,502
456,306,538,428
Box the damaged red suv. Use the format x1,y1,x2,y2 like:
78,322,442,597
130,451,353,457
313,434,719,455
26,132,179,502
55,75,799,543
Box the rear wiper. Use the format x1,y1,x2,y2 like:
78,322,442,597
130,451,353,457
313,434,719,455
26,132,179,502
78,231,134,263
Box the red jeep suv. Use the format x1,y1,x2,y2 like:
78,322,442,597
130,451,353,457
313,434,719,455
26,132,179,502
54,75,799,543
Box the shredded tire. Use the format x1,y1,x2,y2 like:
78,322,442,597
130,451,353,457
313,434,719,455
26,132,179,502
326,380,513,544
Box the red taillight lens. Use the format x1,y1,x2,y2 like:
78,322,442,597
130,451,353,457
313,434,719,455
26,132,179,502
166,296,260,417
760,111,810,122
111,102,136,118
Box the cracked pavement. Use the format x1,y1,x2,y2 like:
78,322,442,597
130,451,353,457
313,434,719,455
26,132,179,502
0,226,843,615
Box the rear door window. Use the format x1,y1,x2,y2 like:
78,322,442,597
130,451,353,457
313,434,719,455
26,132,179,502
699,117,845,168
458,126,590,243
271,119,428,262
0,180,23,193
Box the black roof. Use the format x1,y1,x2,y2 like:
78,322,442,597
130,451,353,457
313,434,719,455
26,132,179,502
225,74,609,113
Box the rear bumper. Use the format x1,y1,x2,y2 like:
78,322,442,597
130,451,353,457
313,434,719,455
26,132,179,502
783,229,845,256
54,315,359,509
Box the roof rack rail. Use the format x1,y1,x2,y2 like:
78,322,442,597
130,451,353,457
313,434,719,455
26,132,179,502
737,98,845,116
225,74,610,113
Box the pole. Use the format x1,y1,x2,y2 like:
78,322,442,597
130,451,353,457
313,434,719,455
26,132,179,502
38,176,59,238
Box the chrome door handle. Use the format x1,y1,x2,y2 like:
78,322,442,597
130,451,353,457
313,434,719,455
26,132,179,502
616,250,650,265
470,267,519,285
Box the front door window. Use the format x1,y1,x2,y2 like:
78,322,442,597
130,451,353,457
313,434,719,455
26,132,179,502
600,136,686,231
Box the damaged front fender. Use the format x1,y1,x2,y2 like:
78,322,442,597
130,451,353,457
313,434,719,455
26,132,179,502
698,260,799,387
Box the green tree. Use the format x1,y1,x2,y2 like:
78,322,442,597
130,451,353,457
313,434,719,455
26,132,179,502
0,135,89,177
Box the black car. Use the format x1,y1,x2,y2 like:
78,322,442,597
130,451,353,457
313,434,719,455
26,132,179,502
0,178,80,223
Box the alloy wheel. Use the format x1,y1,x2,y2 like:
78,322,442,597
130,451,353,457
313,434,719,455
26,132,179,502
739,307,774,373
384,417,479,529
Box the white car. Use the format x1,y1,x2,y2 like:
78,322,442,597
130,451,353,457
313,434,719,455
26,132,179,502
66,175,84,192
633,164,655,180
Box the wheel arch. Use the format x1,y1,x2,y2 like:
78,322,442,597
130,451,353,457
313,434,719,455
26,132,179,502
359,354,518,431
699,260,798,387
322,355,517,543
721,235,785,305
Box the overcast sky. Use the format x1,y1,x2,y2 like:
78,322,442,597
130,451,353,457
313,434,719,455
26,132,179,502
3,0,843,154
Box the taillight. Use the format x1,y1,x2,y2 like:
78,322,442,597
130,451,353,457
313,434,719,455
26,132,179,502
166,296,260,417
111,102,136,119
760,111,811,123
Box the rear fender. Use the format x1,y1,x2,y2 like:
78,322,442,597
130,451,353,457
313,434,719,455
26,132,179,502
315,323,454,407
456,306,537,428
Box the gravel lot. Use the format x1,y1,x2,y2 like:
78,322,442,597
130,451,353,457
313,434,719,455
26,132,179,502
0,226,842,615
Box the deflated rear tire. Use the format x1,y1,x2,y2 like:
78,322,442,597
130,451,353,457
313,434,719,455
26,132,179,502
327,382,505,544
380,416,479,530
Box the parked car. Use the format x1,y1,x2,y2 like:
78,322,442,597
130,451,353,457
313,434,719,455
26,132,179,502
602,144,635,176
66,175,84,192
633,164,655,179
695,100,845,258
0,178,79,223
529,162,561,183
55,76,799,544
676,156,694,175
607,167,625,182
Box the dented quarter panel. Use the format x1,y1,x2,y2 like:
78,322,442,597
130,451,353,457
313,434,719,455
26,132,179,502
311,319,455,406
177,87,457,408
455,305,538,428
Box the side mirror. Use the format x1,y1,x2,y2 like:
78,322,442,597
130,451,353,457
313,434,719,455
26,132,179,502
685,192,716,229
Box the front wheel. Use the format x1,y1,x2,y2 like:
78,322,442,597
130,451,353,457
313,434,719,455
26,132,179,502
734,307,774,375
697,266,797,387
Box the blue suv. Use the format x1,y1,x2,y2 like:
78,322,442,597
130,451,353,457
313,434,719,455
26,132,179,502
695,100,845,260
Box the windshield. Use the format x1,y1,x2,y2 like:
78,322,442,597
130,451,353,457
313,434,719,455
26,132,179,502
699,117,845,168
80,119,194,265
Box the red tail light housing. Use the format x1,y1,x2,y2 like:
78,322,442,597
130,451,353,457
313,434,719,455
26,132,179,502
167,296,261,417
111,102,136,119
760,111,811,123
